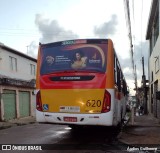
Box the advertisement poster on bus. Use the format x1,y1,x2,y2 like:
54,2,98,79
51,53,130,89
40,43,107,75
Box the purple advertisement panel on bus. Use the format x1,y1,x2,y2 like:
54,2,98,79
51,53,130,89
40,41,107,75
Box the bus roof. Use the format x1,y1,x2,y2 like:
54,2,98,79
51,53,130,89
39,39,111,47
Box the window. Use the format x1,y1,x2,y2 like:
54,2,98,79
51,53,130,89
9,56,17,71
40,43,107,75
150,21,158,55
150,35,153,55
155,56,159,73
30,64,36,76
122,79,127,96
149,5,159,55
117,62,121,92
154,13,159,45
114,55,117,84
151,71,153,82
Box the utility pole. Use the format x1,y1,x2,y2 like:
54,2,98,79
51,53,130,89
124,0,136,90
135,65,137,92
135,65,138,104
142,56,147,114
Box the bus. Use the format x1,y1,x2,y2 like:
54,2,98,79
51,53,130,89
36,39,128,129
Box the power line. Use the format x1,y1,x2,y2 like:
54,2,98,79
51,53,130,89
141,0,143,57
124,0,134,72
124,0,137,93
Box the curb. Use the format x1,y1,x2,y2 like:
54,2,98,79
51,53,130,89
0,117,36,130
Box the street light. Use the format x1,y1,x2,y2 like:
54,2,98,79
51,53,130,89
26,45,29,55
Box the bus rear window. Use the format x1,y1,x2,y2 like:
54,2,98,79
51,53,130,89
40,43,107,75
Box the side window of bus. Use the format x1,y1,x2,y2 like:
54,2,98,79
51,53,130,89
114,55,117,84
123,79,127,96
117,63,121,92
121,75,124,94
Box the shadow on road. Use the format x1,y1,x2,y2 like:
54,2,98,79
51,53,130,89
52,125,128,151
70,126,120,143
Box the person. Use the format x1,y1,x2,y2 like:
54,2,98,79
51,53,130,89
139,105,144,115
71,52,87,69
138,104,144,115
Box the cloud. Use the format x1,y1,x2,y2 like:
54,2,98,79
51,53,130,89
134,41,149,79
117,41,149,89
93,14,118,37
27,41,38,58
33,13,149,91
35,14,79,43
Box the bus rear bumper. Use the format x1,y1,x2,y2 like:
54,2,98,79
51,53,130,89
36,110,114,126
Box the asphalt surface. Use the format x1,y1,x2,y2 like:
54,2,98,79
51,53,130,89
0,118,127,153
0,114,160,146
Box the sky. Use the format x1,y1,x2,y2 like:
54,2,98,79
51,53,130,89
0,0,152,95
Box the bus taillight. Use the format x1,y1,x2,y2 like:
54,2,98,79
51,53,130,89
101,90,111,113
36,91,42,111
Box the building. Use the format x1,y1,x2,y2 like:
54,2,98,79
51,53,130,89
0,43,37,121
146,0,160,118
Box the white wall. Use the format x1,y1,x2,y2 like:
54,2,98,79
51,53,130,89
0,48,36,80
149,35,160,117
149,35,160,89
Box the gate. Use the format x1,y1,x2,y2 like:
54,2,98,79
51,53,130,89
19,91,30,117
3,90,16,121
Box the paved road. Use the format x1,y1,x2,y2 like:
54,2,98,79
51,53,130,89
0,123,129,153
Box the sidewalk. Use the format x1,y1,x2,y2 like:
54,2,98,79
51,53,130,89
0,116,36,130
119,114,160,144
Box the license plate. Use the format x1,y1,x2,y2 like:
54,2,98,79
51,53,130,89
64,117,77,122
60,106,80,113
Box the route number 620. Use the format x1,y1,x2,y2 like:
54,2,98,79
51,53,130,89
86,100,102,107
